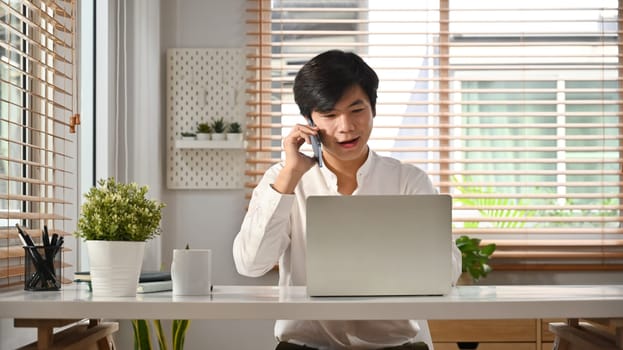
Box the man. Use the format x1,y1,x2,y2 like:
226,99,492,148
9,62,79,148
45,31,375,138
233,50,461,349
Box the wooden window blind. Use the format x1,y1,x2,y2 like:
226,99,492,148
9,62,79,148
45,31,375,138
1,0,77,287
245,0,623,271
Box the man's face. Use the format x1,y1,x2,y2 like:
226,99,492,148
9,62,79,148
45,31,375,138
310,85,373,165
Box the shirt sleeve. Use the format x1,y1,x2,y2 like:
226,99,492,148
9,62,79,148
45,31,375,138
232,164,296,277
451,239,463,286
400,164,436,195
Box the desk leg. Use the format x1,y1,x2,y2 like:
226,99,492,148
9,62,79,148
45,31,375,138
36,326,53,350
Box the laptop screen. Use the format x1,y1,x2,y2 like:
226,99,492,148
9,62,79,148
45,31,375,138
305,194,453,297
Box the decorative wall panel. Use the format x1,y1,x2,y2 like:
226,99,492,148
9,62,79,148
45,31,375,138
166,48,245,189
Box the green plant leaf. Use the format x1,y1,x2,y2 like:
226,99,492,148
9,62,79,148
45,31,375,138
75,177,165,241
154,319,168,350
196,123,211,133
455,235,496,281
133,319,190,350
227,122,242,133
172,319,191,350
480,243,497,256
210,117,226,133
132,320,152,350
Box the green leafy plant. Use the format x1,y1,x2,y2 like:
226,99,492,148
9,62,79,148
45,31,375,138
210,117,226,133
132,319,191,350
196,123,211,134
75,177,165,241
181,132,196,137
227,122,242,133
455,235,496,282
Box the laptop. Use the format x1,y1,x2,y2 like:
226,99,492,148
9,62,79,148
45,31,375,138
305,194,453,297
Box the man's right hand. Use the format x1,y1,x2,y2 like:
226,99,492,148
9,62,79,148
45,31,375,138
271,123,321,194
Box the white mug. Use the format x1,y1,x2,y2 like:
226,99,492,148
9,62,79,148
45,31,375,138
171,249,212,296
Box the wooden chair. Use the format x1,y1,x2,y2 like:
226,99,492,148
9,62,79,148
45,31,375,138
550,318,623,350
14,318,118,350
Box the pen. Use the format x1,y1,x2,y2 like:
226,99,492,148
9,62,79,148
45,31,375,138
42,225,50,247
16,229,29,247
15,224,32,246
42,226,57,280
16,224,39,287
50,233,58,247
52,235,64,279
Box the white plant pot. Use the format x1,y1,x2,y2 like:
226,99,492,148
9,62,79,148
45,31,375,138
226,133,243,142
86,240,146,297
196,133,211,140
211,133,226,141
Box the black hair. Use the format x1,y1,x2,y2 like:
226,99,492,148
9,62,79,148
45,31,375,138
293,50,379,119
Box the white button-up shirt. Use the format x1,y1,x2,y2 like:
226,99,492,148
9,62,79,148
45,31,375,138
233,150,462,349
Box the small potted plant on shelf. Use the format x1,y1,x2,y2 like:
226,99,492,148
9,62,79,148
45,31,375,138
74,177,165,297
455,235,496,284
180,132,196,141
226,121,243,142
210,117,226,141
196,122,211,140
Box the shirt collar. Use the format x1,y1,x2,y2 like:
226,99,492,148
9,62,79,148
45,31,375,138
319,147,377,186
356,147,376,178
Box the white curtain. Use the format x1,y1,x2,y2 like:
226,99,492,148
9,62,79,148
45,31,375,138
108,0,164,271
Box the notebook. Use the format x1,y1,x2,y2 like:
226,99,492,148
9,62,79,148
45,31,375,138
305,194,453,297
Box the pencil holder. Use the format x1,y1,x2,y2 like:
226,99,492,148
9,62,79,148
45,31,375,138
24,246,62,291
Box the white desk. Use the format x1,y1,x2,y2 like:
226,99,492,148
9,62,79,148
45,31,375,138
0,283,622,320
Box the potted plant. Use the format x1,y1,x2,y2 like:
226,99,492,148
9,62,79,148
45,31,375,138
133,319,190,350
180,132,196,140
226,121,243,142
210,117,226,141
455,235,496,284
196,123,211,140
74,177,165,296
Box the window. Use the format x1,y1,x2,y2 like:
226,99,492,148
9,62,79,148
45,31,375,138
245,0,622,270
1,0,77,287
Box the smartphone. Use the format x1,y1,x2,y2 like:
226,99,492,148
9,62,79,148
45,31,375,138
306,118,323,168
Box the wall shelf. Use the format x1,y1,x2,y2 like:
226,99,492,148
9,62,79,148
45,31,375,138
175,139,244,149
166,48,246,189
